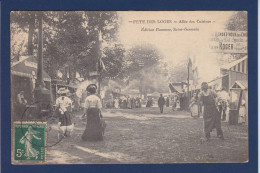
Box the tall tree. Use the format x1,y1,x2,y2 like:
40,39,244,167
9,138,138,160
122,44,167,96
225,11,247,31
11,11,123,83
101,43,125,78
43,11,90,79
225,11,248,60
43,11,120,80
11,11,36,56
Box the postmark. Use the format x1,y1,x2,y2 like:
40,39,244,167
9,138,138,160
14,100,69,147
12,100,74,163
13,121,46,161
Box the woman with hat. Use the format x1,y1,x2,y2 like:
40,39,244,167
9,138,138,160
82,84,105,141
198,82,224,140
56,88,73,138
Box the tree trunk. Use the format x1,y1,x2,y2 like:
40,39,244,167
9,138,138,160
28,12,35,55
35,12,44,88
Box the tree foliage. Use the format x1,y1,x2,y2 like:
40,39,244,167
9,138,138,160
225,11,247,31
11,11,168,93
11,11,123,81
122,44,168,94
11,11,36,57
101,44,125,78
123,44,161,78
225,11,248,60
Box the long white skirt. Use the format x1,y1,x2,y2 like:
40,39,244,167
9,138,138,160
190,104,199,117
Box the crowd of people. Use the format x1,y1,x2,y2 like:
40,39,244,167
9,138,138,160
110,96,142,109
14,81,247,142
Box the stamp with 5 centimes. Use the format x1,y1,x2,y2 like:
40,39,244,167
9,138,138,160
12,121,47,163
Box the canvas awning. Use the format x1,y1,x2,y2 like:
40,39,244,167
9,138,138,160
52,79,78,89
169,83,184,93
112,91,126,98
220,56,248,70
121,89,139,95
147,92,160,97
11,56,51,82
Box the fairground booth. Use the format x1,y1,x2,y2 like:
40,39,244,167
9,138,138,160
169,82,189,110
11,56,52,105
229,80,248,125
209,56,248,125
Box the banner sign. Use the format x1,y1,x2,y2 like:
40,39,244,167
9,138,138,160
89,71,99,76
209,31,247,53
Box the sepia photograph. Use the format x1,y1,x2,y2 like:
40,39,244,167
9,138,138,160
10,11,248,164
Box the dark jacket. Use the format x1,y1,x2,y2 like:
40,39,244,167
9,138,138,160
158,97,165,106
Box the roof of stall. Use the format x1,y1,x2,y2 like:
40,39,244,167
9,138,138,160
220,56,247,70
169,83,184,93
11,55,51,82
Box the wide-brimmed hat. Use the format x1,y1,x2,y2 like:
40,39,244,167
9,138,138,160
86,84,97,92
57,88,70,94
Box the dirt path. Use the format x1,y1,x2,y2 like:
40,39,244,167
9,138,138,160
46,107,248,164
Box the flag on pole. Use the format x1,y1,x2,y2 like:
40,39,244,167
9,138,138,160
188,57,192,67
97,30,106,72
188,57,192,82
98,30,102,42
98,58,106,72
191,56,199,85
187,57,199,85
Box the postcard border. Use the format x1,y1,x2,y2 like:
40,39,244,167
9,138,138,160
1,0,258,172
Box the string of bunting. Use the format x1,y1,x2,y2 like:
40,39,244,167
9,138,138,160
104,71,121,79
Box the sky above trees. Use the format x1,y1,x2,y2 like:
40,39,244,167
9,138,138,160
11,11,247,87
118,11,242,82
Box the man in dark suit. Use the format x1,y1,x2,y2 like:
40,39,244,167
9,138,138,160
158,94,166,113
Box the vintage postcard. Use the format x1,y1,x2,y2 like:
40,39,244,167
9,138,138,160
11,11,248,164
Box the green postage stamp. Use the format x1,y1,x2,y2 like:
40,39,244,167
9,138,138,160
13,122,46,162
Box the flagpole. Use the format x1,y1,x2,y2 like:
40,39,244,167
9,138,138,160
97,13,104,97
34,11,51,119
97,29,101,96
187,58,190,109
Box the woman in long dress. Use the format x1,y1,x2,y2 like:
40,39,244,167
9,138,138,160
19,126,41,159
82,84,106,141
238,100,246,124
198,82,224,140
189,93,200,118
176,98,180,110
114,98,119,109
123,99,127,108
127,96,132,109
